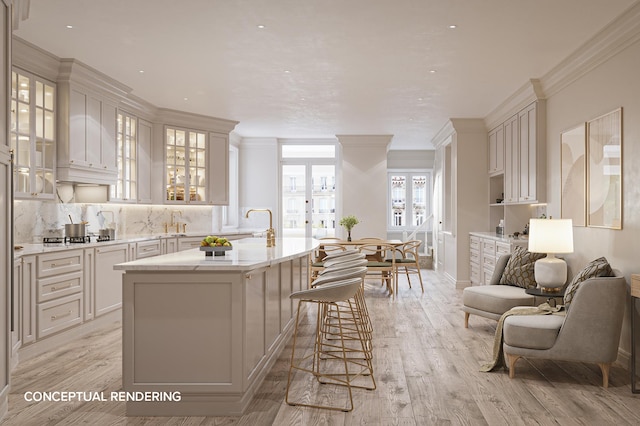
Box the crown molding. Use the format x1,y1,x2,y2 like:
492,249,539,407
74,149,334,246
539,1,640,98
12,36,59,81
118,93,158,122
155,108,239,134
58,58,132,102
484,79,544,131
335,134,393,151
431,118,486,149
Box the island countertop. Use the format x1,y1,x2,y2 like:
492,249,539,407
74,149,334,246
114,237,319,272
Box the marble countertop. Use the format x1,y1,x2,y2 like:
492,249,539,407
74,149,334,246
469,231,529,244
12,229,258,259
114,237,319,272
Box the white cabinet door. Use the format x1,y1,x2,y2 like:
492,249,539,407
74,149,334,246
518,102,537,202
208,132,229,205
21,255,36,345
12,259,22,362
503,114,519,203
137,119,152,203
488,125,504,175
94,244,128,317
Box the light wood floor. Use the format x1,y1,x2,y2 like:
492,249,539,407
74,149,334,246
4,269,640,425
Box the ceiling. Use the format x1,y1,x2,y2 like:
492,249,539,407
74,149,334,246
14,0,637,150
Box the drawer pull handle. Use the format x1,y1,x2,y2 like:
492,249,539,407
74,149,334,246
51,282,73,292
51,310,73,320
51,261,74,267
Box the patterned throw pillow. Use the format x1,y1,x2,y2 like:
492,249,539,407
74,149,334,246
563,257,613,309
499,245,545,289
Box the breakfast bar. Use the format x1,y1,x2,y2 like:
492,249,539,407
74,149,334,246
114,237,318,416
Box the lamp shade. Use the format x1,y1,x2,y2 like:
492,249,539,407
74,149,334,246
528,219,574,254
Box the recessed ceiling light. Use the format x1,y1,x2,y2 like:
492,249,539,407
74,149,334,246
257,25,265,29
448,24,457,29
418,97,423,101
429,69,437,74
66,25,73,29
284,70,291,74
183,97,188,101
139,70,144,74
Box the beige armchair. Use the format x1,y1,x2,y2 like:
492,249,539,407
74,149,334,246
503,270,626,387
463,254,538,327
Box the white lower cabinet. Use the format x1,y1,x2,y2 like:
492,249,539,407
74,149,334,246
469,233,526,285
35,249,84,339
21,255,36,346
94,244,128,317
161,237,178,254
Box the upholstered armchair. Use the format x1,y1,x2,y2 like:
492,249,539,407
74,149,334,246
503,270,626,387
463,253,538,327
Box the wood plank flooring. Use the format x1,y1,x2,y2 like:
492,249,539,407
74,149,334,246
4,269,640,425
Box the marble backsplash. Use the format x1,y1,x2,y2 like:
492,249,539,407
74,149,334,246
14,200,219,243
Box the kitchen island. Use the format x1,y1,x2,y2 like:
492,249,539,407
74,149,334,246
114,237,318,416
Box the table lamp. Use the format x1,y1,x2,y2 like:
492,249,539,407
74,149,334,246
528,218,574,293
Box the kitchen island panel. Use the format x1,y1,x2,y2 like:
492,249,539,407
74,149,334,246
119,238,317,416
132,280,235,385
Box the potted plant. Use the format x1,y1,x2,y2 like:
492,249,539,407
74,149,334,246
339,215,359,241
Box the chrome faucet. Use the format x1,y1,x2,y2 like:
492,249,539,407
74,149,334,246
245,209,276,247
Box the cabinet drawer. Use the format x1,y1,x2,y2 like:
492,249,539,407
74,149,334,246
496,242,511,257
470,236,480,251
483,265,495,285
37,293,83,339
37,270,83,303
481,239,496,255
470,248,480,265
136,240,161,259
483,254,496,267
38,250,83,278
470,264,480,284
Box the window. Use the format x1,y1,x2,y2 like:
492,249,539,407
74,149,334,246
388,170,432,230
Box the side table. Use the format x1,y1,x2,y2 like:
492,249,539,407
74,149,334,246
631,274,640,393
525,287,564,308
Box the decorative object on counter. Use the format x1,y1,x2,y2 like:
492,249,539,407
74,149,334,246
522,223,529,235
245,208,276,247
512,232,520,239
495,219,504,236
199,235,232,256
528,218,574,293
339,215,359,241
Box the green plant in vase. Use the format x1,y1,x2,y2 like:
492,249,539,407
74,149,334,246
339,215,359,241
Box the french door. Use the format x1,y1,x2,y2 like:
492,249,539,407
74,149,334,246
281,162,336,239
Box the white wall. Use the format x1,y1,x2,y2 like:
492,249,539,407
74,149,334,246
543,32,640,356
337,135,391,239
238,138,279,231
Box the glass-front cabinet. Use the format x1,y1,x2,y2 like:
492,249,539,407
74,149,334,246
110,112,137,202
165,126,207,204
10,69,56,199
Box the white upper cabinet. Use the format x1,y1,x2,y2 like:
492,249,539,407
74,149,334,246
488,124,504,175
57,59,129,185
208,132,229,205
137,119,152,204
10,69,57,199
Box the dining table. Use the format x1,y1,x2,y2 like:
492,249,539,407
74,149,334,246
314,238,405,295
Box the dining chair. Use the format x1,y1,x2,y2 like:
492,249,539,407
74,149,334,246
393,240,424,292
357,243,396,295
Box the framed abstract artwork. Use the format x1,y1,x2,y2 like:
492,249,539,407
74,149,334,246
560,124,586,226
587,107,622,229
